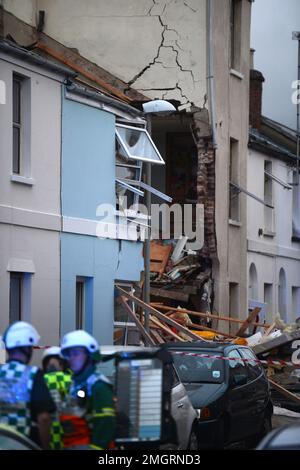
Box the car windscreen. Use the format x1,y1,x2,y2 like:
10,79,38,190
172,350,225,384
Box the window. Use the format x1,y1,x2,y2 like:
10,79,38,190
228,349,246,385
0,79,6,105
76,277,93,331
229,282,239,334
230,0,242,70
248,263,258,302
264,161,274,233
76,278,85,329
9,272,31,324
115,122,171,232
9,272,22,323
229,139,240,221
172,351,224,384
239,348,262,382
264,283,273,323
12,73,31,177
171,365,180,388
278,268,287,323
292,171,300,239
292,287,300,321
116,124,165,164
12,76,21,174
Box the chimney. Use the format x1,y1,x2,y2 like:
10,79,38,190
249,49,265,131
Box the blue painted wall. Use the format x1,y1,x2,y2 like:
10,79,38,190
62,97,115,219
61,94,143,344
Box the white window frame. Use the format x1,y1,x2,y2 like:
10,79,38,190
116,123,165,165
11,72,31,180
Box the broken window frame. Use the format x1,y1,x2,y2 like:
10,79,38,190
116,123,165,165
119,178,172,203
115,121,171,229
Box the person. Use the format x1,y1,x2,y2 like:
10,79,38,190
0,321,55,449
42,346,72,450
59,330,116,450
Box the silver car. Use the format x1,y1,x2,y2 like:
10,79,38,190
99,345,199,450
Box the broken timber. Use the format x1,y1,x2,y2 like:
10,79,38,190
151,304,268,329
269,379,300,406
235,307,262,336
119,296,154,346
117,286,205,342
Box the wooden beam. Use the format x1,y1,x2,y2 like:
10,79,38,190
235,307,261,337
150,316,184,342
151,287,189,303
150,330,165,345
117,286,204,342
262,322,276,340
119,297,155,346
36,42,131,102
150,304,269,329
269,379,300,405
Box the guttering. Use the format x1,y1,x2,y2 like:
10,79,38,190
66,81,143,118
207,0,217,148
0,38,76,77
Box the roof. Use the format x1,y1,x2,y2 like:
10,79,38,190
261,116,298,143
0,37,76,77
249,127,299,163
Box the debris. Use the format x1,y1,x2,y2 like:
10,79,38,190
269,378,300,406
171,236,189,263
235,307,261,337
150,241,172,278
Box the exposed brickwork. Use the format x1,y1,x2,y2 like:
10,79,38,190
249,69,265,130
192,111,217,258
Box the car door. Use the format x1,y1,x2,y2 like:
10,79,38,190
239,347,268,435
226,348,253,443
170,365,196,449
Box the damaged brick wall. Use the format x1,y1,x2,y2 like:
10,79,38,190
192,110,217,258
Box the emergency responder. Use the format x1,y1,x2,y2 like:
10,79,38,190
0,321,55,449
42,346,72,449
59,330,115,450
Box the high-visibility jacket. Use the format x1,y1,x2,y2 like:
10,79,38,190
0,361,38,437
59,365,115,450
44,370,72,449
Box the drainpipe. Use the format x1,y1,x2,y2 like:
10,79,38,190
207,0,217,149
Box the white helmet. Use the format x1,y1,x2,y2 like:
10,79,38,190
60,330,99,357
42,346,61,361
3,321,40,349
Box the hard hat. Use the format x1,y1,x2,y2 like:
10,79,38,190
60,330,99,357
3,321,40,349
42,346,61,361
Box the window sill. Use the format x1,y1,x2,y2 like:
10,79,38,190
263,230,276,238
229,219,242,227
230,69,244,80
10,174,35,186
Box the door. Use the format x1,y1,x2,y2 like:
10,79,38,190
226,349,253,443
170,366,194,449
239,347,268,435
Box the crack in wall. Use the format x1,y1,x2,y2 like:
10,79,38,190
125,0,196,103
